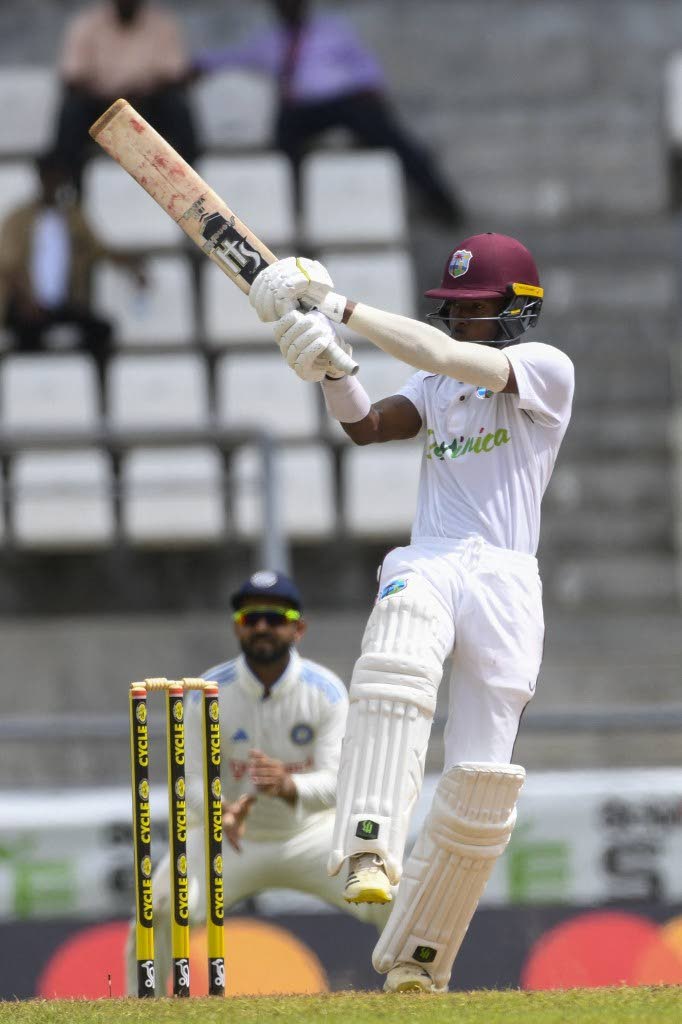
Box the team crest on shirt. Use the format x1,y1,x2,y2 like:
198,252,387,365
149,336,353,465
380,579,408,600
448,249,473,278
291,723,314,745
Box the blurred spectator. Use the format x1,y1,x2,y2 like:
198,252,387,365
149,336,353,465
0,152,144,396
194,0,463,225
53,0,199,191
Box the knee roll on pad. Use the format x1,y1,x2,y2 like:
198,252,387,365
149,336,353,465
372,762,525,990
328,578,451,884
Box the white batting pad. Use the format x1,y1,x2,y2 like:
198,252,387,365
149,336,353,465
328,577,451,883
373,762,525,990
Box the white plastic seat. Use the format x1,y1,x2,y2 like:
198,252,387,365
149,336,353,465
665,52,682,146
84,158,180,249
203,262,272,347
0,162,37,226
1,354,100,433
344,441,422,537
216,353,318,439
93,256,195,347
232,444,335,539
197,153,295,249
302,150,407,247
107,353,209,431
194,70,276,150
10,449,114,548
121,446,226,545
321,250,417,319
0,67,57,156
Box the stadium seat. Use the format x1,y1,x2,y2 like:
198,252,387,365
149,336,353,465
0,162,38,227
320,250,417,319
301,150,407,247
121,446,226,545
232,443,335,538
84,158,180,249
194,70,276,150
215,352,319,439
0,354,100,433
0,67,57,157
344,441,422,537
106,353,209,431
10,448,115,548
93,256,195,347
196,153,295,249
202,262,272,347
665,53,682,146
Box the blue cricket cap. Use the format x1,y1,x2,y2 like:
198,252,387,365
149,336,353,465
230,570,303,612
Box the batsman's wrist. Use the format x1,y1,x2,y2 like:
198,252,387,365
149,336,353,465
317,291,349,323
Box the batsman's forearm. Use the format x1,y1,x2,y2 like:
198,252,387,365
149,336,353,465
345,301,510,391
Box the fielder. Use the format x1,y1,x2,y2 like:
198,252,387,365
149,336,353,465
125,569,387,995
248,232,575,992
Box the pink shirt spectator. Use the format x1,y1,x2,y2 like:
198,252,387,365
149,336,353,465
196,13,385,104
60,2,188,98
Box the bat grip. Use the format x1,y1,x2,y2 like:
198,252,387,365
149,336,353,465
327,341,359,377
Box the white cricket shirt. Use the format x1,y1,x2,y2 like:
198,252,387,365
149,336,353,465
398,341,574,555
184,650,348,841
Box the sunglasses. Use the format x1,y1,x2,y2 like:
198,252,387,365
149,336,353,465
232,606,301,627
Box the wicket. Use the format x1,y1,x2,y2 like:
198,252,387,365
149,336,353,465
129,677,225,998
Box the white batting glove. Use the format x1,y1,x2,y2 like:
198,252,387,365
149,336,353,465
250,256,347,323
273,309,353,382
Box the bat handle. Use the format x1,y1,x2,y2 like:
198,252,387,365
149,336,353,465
327,341,359,377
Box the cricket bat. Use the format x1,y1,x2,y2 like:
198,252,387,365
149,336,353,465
89,98,358,376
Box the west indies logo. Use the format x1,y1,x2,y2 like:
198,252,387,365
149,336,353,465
426,426,511,461
448,249,473,278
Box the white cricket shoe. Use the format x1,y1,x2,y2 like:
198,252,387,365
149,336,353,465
384,963,437,993
343,853,392,904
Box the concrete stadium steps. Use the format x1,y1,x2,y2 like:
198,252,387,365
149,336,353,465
3,605,682,786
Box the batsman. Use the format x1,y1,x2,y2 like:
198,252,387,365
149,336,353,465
249,232,574,992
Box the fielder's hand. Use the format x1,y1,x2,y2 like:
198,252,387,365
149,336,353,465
222,793,256,853
248,749,297,805
249,256,335,323
273,309,353,382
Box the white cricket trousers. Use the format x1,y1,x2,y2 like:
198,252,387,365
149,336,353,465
379,535,544,767
125,812,388,995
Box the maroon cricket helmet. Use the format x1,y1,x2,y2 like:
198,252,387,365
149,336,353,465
425,232,543,343
425,232,540,300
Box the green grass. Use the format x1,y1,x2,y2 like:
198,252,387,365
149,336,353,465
1,988,681,1024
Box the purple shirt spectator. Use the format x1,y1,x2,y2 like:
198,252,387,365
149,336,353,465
195,13,386,104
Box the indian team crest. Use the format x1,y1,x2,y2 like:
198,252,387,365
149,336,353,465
291,723,314,745
448,249,473,278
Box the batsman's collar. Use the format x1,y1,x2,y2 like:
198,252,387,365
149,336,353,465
230,570,303,612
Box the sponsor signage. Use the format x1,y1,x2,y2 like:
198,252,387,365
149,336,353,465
1,769,682,920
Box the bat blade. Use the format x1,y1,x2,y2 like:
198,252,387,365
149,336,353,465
89,98,272,293
89,99,358,375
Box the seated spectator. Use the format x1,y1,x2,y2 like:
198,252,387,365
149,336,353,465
53,0,199,192
0,152,144,398
194,0,463,225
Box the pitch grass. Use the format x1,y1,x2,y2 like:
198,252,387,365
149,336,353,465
1,988,681,1024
